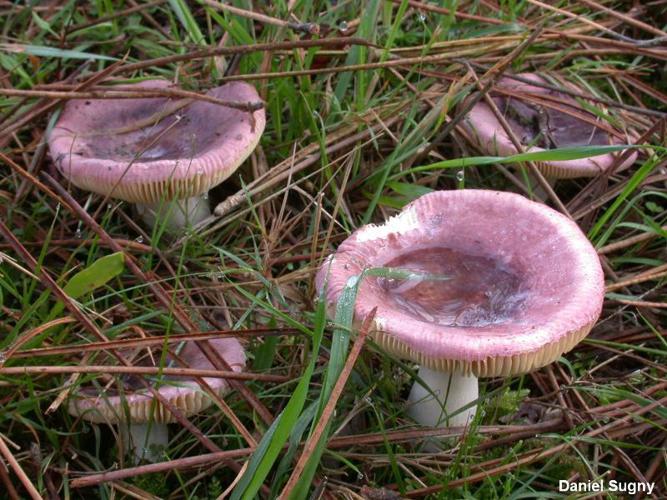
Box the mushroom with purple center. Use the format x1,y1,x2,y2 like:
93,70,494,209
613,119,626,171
48,80,265,232
67,337,245,462
316,190,604,429
461,73,637,179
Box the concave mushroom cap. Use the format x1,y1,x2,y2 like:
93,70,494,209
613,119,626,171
460,73,637,178
48,80,265,203
316,190,605,377
67,338,246,424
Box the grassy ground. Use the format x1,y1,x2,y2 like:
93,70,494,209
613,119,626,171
0,1,666,498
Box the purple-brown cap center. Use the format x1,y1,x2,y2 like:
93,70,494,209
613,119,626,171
492,96,609,150
377,247,526,328
75,99,251,163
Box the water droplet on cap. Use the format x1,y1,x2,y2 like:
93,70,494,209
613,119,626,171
339,20,349,32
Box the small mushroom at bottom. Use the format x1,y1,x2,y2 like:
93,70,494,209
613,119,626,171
316,190,604,433
67,337,245,462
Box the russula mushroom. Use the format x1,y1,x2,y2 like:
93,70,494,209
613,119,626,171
316,190,604,429
461,73,637,178
48,80,265,232
67,337,245,462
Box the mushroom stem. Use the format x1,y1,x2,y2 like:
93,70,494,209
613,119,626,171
121,422,169,463
136,195,211,232
407,366,478,427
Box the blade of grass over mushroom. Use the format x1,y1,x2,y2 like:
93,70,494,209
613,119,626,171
318,267,448,423
392,144,639,180
289,268,442,497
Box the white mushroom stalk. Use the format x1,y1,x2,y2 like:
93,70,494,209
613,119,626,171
407,367,478,427
135,195,211,232
122,421,169,463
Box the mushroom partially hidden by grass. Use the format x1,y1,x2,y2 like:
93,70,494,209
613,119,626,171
316,190,604,430
48,80,265,232
67,338,245,462
461,73,637,179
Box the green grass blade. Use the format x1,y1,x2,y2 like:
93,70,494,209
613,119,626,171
61,252,125,300
48,252,125,320
394,145,638,180
589,157,658,241
168,0,206,44
290,267,434,497
230,299,327,500
0,43,117,61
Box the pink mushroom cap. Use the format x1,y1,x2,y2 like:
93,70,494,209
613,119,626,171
461,73,637,178
67,338,246,424
316,190,605,377
48,80,265,203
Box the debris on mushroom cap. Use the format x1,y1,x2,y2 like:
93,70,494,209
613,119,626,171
316,190,605,378
67,338,246,424
460,73,637,178
48,80,266,204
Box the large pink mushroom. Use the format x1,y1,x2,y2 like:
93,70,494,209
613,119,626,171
461,73,637,178
316,190,604,429
68,337,245,462
48,80,265,231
